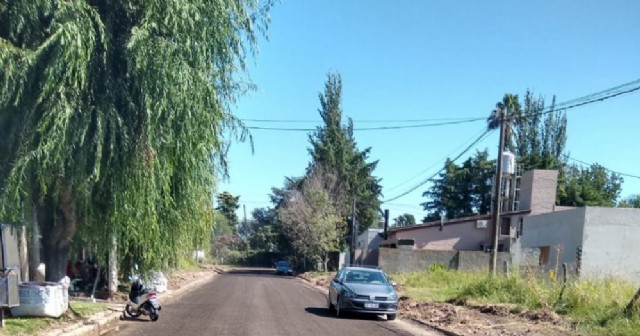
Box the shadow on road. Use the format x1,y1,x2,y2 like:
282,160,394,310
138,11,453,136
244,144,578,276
226,269,297,279
119,313,154,323
304,307,383,321
305,307,334,318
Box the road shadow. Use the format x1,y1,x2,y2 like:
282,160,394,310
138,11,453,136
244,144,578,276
119,312,153,323
226,269,297,279
304,307,384,321
305,307,334,318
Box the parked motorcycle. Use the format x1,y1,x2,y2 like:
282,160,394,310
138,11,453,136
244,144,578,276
124,265,161,321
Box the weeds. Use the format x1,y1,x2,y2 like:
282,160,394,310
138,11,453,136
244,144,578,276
391,268,640,336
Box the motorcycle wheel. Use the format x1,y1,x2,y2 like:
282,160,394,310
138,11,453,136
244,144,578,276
150,307,160,322
125,304,142,318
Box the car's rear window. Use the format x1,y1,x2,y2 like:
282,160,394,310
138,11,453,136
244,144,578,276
277,261,289,267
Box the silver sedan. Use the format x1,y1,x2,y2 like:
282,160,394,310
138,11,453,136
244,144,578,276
327,267,398,320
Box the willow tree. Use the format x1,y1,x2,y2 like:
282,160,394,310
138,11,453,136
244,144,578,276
0,1,272,281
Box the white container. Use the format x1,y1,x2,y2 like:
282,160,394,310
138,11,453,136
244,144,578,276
502,151,516,175
10,281,69,318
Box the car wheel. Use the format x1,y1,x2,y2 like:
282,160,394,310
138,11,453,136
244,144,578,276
327,295,335,312
387,313,397,321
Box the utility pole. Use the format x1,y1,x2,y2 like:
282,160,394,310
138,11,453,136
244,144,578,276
490,107,507,276
351,197,357,265
243,204,247,233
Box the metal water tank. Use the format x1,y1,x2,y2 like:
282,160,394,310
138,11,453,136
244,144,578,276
502,151,516,175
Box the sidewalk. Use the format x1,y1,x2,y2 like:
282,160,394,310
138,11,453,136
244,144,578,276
41,267,224,336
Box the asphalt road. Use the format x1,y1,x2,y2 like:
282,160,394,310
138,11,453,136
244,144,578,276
115,269,441,336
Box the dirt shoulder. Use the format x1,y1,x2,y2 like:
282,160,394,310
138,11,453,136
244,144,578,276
299,273,580,336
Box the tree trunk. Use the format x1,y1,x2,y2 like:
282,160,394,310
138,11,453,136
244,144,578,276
18,225,29,282
38,189,79,282
28,205,41,281
107,234,118,296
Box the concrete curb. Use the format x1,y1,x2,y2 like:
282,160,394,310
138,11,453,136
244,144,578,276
40,270,223,336
408,318,463,336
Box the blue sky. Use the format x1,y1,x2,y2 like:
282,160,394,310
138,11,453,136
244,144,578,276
220,0,640,221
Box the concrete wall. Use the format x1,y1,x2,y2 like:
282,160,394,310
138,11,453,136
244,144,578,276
519,170,558,215
378,247,511,274
518,207,586,272
392,221,490,251
355,229,383,266
582,207,640,283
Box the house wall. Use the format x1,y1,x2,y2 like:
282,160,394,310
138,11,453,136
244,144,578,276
355,229,383,266
391,221,490,251
582,207,640,283
518,207,586,272
519,170,558,215
378,247,511,274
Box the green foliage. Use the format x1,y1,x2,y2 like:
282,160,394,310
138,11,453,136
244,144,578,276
0,0,273,273
278,165,345,266
308,72,382,234
2,301,107,336
393,213,416,227
422,150,494,220
216,191,241,229
558,164,623,207
618,195,640,208
393,269,640,336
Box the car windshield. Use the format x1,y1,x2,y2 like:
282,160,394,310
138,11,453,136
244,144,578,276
277,261,289,267
343,270,389,285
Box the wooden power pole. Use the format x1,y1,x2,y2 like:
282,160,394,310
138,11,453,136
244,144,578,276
490,107,507,276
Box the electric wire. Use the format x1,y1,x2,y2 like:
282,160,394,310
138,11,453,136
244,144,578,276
382,128,495,203
385,126,490,193
242,117,482,123
563,155,640,179
244,78,640,131
246,118,485,131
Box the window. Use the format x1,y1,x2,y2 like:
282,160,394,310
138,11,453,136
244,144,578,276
518,218,524,238
500,217,511,236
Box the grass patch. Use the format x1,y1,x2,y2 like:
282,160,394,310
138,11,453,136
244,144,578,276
392,268,640,336
0,301,108,336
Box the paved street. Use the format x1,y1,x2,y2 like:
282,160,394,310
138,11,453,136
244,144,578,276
116,269,441,336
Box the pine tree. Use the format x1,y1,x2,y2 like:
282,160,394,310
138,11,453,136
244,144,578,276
307,72,382,243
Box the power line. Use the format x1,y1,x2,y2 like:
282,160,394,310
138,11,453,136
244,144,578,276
246,118,485,131
564,155,640,179
245,78,640,132
385,126,490,193
524,79,640,118
242,117,483,124
382,129,495,203
553,78,640,109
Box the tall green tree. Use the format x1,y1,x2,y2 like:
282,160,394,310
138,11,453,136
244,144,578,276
307,72,382,241
216,191,241,230
278,165,344,271
487,92,567,171
393,213,416,227
0,1,272,280
558,164,623,207
421,150,494,221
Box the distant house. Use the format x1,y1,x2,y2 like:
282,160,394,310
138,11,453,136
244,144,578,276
516,206,640,283
377,169,640,282
381,170,560,253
